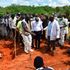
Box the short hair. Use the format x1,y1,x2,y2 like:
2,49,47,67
49,16,54,22
34,56,44,69
16,13,21,17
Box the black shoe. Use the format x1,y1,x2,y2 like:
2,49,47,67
35,47,40,50
31,45,34,48
35,47,37,50
60,45,64,49
50,51,55,56
46,48,51,52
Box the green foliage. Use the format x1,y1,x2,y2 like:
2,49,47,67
0,5,70,16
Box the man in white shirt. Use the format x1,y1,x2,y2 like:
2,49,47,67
58,17,65,47
31,16,43,49
9,14,16,39
47,16,60,54
58,15,69,47
30,16,35,48
63,15,69,41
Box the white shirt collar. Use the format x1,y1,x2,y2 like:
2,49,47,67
36,67,44,70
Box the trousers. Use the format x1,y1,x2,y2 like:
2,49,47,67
21,34,32,52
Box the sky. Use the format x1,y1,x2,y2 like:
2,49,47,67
0,0,70,7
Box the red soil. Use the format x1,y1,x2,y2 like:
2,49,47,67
0,39,70,70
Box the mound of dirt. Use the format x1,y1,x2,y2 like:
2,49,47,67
0,39,70,70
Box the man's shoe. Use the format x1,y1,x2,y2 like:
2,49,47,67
60,45,64,49
29,49,34,52
51,51,54,56
25,50,29,54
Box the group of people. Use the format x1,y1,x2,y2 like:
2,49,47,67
0,13,69,54
44,15,69,54
0,13,70,70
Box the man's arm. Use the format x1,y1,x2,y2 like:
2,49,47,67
56,21,60,39
22,22,35,36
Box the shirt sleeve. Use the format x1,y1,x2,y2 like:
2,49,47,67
22,21,27,28
56,21,60,38
16,22,20,29
40,21,43,30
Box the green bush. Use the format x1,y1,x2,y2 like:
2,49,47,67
0,5,70,16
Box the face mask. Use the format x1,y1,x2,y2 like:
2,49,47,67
35,18,39,22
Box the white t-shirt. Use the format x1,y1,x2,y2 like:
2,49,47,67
31,19,43,31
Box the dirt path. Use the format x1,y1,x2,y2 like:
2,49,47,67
0,39,70,70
